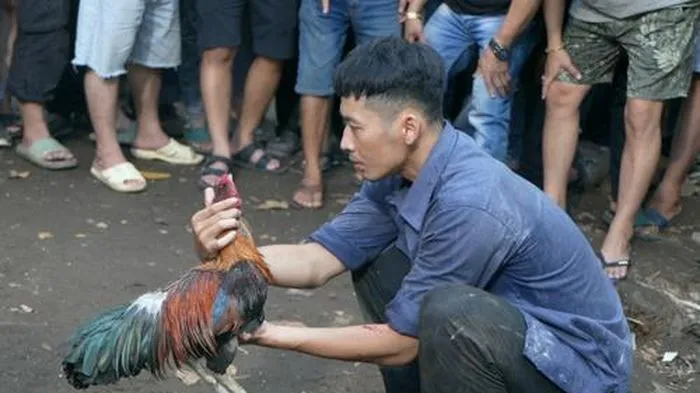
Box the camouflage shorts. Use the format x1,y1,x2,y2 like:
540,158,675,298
558,5,700,100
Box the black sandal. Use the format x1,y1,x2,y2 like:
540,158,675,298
198,154,234,189
597,251,631,281
232,142,288,174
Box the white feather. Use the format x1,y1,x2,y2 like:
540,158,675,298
129,291,167,316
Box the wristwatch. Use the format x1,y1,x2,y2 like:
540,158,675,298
488,38,509,62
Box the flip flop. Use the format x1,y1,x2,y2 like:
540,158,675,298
90,162,147,193
131,138,204,165
15,137,77,170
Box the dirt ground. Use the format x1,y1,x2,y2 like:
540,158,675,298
0,136,698,393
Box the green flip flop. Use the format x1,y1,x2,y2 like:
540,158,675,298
15,137,77,170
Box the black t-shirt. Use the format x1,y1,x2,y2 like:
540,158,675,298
444,0,511,15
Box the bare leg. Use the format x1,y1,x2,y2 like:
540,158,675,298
128,64,170,150
85,70,146,188
200,47,237,185
647,75,700,218
20,101,74,161
542,81,591,209
292,95,332,208
232,55,282,171
602,99,664,279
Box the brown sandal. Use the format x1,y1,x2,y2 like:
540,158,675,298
291,181,323,209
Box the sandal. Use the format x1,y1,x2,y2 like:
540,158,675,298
131,138,204,165
599,255,631,281
15,137,77,170
291,181,324,209
0,114,22,147
198,154,233,189
232,142,288,174
90,162,147,193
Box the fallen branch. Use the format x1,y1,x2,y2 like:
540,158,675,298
636,281,700,313
180,360,248,393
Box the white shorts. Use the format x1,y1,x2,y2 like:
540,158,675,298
72,0,181,78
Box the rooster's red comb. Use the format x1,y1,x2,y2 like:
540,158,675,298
212,174,242,209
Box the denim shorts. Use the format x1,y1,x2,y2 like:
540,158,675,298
295,0,401,96
72,0,181,78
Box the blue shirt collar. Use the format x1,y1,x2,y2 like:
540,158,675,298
391,122,459,231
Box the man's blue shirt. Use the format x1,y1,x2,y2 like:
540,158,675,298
309,122,633,393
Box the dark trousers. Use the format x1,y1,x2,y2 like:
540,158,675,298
7,0,71,104
351,246,564,393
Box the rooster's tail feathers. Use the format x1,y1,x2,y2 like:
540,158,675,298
62,291,166,389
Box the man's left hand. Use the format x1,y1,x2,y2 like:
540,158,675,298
477,46,511,98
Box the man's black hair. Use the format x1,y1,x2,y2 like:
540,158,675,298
333,36,445,125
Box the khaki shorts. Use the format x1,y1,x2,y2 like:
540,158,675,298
558,5,700,100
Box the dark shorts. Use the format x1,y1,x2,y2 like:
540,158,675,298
7,0,71,102
197,0,299,60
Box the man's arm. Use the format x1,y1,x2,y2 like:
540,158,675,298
542,0,566,50
245,203,511,366
494,0,543,47
259,243,346,288
247,322,418,367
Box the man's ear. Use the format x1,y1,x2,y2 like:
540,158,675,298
399,111,421,146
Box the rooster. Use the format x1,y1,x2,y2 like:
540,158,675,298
62,174,271,389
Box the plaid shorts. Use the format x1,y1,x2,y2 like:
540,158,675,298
558,5,700,100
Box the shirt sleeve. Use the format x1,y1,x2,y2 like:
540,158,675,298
308,184,399,271
385,203,515,337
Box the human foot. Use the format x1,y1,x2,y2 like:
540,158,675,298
291,181,323,209
199,155,233,189
600,229,633,280
91,154,146,192
16,134,77,170
232,142,286,173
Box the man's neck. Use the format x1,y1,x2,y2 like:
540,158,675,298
400,122,442,182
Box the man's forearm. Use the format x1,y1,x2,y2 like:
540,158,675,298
259,243,345,288
256,323,419,367
542,0,566,48
494,0,543,47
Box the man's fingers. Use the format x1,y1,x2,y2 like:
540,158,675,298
541,74,555,99
564,62,582,80
398,0,408,13
497,72,510,96
321,0,330,13
191,197,238,224
204,188,214,207
215,230,237,249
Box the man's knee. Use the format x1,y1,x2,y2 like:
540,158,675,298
202,47,236,66
545,81,587,115
624,99,663,137
420,285,488,338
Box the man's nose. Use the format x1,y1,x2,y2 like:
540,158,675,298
340,126,353,152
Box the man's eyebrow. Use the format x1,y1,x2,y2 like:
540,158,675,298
342,114,358,123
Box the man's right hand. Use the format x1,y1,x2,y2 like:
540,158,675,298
191,188,241,260
541,48,582,99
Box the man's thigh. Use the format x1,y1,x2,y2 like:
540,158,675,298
424,4,478,78
250,0,300,61
294,0,349,96
352,0,401,45
557,17,621,86
132,0,181,69
620,5,700,100
196,0,245,52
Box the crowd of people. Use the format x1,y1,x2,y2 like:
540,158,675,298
1,1,700,277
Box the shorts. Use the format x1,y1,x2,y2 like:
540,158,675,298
295,0,401,96
197,0,299,60
558,5,700,100
72,0,181,78
7,0,70,102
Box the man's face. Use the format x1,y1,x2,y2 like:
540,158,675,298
339,96,410,181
